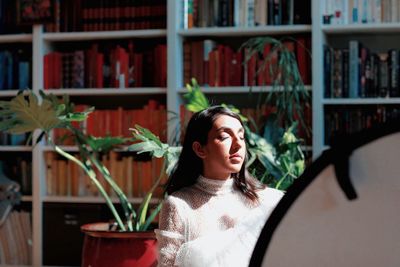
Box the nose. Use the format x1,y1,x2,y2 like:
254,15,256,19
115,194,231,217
231,135,243,151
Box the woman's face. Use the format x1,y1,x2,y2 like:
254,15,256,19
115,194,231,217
194,114,246,180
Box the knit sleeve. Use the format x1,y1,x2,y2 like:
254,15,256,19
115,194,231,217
155,196,187,267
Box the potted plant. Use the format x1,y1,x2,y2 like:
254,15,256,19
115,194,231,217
0,91,180,267
239,36,312,190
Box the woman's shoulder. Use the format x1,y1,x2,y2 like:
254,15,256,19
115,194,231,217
257,187,285,206
163,187,196,208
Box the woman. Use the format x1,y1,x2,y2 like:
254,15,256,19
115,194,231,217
155,106,283,267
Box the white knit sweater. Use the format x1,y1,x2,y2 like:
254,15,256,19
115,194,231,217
155,175,284,267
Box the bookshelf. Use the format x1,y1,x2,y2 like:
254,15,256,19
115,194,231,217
313,0,400,157
0,0,315,266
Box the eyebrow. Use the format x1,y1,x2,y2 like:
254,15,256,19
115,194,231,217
216,126,244,133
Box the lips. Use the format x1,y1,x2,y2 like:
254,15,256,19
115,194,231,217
229,153,242,160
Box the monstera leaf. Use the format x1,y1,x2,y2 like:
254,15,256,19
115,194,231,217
165,146,182,175
129,125,169,158
129,125,181,176
85,135,129,153
0,92,63,134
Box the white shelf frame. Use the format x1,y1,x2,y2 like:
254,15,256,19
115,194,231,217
322,23,400,34
322,98,400,105
0,146,32,152
43,196,161,204
0,34,32,43
0,90,23,97
312,0,325,158
312,3,400,158
177,85,312,94
178,25,311,36
43,88,167,96
43,29,167,41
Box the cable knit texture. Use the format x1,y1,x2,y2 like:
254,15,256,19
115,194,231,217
155,176,284,267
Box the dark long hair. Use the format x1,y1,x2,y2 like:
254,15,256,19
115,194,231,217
166,106,265,201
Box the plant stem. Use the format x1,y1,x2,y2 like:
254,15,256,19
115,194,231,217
136,158,167,231
88,153,135,231
275,173,289,190
52,144,126,231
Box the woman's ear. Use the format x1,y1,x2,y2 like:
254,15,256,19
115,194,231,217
192,141,206,158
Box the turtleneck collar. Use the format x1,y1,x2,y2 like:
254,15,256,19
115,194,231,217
194,175,235,196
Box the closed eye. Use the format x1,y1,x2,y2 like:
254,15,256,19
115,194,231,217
219,135,230,141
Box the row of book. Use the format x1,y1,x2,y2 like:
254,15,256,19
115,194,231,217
324,41,400,98
324,105,400,144
0,49,31,90
52,99,167,145
322,0,399,25
183,0,310,28
45,0,167,32
184,37,311,87
44,42,167,89
0,0,32,34
0,132,28,146
0,211,32,265
44,151,167,198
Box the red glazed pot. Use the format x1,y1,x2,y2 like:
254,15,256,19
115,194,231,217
81,222,158,267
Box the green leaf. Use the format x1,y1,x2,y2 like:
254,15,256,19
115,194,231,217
141,201,163,231
166,146,181,175
86,135,128,153
0,92,62,134
60,106,95,122
263,114,284,146
129,125,170,158
132,125,163,146
221,103,248,122
129,141,167,158
183,78,210,112
136,192,153,231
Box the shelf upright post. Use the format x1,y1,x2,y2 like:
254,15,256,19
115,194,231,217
167,0,184,144
32,24,45,267
312,0,327,158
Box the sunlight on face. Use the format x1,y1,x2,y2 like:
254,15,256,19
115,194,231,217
201,115,246,180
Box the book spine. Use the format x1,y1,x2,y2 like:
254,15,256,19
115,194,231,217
349,40,360,98
378,53,389,97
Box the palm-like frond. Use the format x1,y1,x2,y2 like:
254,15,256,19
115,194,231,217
241,36,311,136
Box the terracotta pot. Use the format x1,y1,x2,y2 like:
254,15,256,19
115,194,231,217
81,222,158,267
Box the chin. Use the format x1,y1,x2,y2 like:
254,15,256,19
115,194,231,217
229,165,243,173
